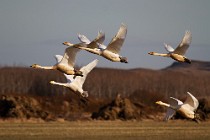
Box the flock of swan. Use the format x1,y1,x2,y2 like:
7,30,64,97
31,23,200,122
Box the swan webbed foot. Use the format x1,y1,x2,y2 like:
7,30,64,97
193,113,201,123
74,70,83,77
120,56,128,63
81,91,88,98
193,118,201,124
80,97,89,105
184,58,191,64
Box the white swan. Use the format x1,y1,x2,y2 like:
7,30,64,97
31,45,85,76
156,92,199,122
148,31,192,63
65,23,128,63
63,31,105,55
50,56,98,97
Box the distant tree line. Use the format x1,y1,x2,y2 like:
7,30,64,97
0,66,210,102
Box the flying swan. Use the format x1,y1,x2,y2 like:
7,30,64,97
64,23,128,63
156,92,200,122
148,31,192,63
50,56,98,98
63,30,105,54
31,45,85,76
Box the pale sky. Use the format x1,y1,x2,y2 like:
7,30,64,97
0,0,209,69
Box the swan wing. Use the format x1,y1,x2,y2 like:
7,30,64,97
53,54,75,83
164,97,183,121
78,34,91,44
94,30,105,44
164,43,174,53
164,108,176,121
170,97,184,105
78,31,105,49
184,92,199,111
173,31,192,55
98,43,107,50
88,31,105,49
54,55,63,63
74,59,98,86
63,73,74,83
106,23,127,54
60,46,80,68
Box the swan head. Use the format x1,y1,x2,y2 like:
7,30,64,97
155,101,164,106
120,57,128,63
81,91,88,98
74,70,83,77
148,52,155,55
63,42,74,47
50,81,56,85
30,64,40,68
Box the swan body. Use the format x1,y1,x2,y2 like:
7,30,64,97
66,23,128,63
50,56,98,97
148,31,192,63
156,92,199,121
31,44,86,76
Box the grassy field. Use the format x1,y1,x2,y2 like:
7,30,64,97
0,120,210,140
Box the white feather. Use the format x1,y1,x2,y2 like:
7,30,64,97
54,55,63,63
78,33,91,44
164,43,174,53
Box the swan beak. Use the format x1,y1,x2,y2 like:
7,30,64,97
30,64,37,68
50,81,55,84
63,42,73,46
155,101,161,105
148,52,153,55
63,42,69,46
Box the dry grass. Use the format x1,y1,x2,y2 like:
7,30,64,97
0,120,210,140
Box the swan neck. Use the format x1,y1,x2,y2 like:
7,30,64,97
160,102,170,108
152,52,169,57
83,48,101,55
63,42,74,47
40,66,55,70
52,82,68,87
157,101,177,110
163,103,177,110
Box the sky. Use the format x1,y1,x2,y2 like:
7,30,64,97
0,0,210,70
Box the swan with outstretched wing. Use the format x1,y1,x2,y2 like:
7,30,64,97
148,31,192,63
156,92,199,122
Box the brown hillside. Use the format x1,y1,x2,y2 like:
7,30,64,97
163,60,210,71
